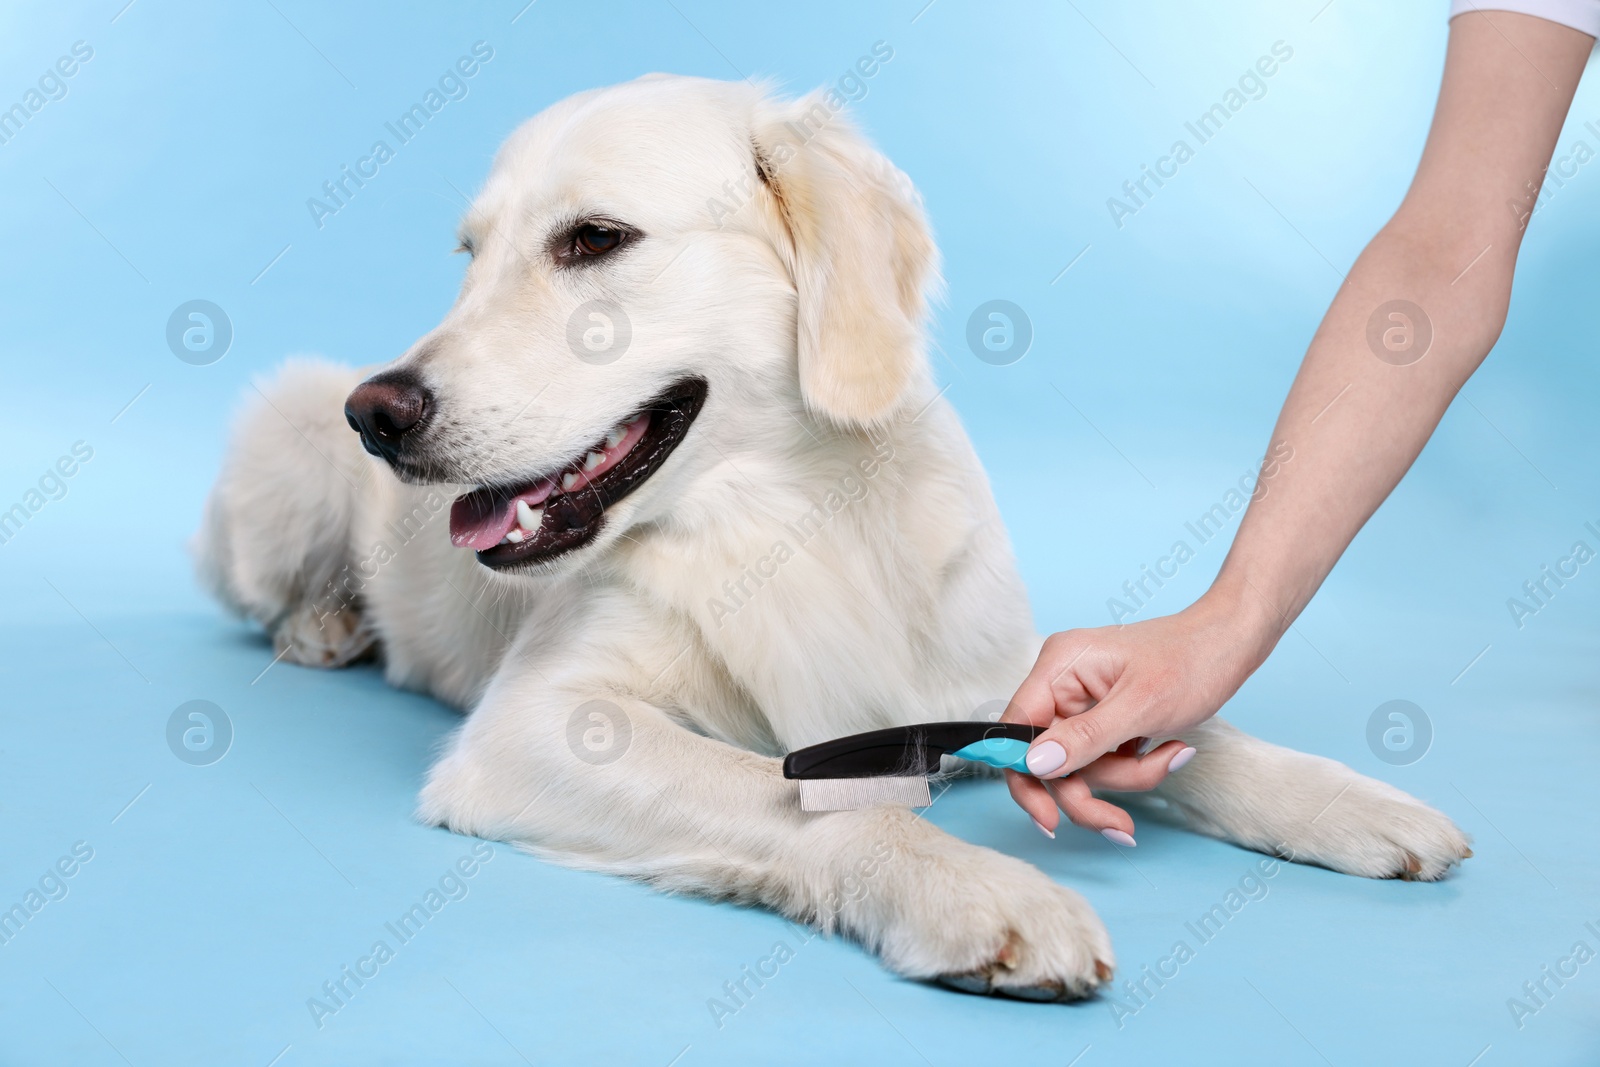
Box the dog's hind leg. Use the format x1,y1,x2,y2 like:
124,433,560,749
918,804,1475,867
194,358,378,667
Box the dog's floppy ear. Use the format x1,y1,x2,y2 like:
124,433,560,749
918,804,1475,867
752,93,939,426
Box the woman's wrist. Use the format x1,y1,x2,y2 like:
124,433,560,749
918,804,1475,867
1188,573,1286,687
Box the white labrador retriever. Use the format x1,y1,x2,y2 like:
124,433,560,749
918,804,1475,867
196,75,1470,1001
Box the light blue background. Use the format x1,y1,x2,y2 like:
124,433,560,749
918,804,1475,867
2,1,1598,1063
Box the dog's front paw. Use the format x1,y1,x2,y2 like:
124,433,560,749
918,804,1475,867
865,839,1113,1002
1279,769,1473,881
926,854,1113,1002
935,923,1115,1002
1158,722,1472,882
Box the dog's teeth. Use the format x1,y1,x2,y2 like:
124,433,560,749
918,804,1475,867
516,501,542,531
505,528,523,543
561,471,580,491
584,451,605,471
605,426,626,448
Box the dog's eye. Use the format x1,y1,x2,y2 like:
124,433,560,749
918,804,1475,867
455,236,476,257
572,223,625,258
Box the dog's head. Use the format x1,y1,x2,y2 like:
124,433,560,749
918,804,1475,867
344,75,938,574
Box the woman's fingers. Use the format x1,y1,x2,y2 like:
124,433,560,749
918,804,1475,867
1001,633,1105,727
1046,775,1137,843
1010,742,1196,842
1001,660,1056,727
1006,769,1137,840
1023,689,1158,779
1075,739,1192,792
1005,769,1063,836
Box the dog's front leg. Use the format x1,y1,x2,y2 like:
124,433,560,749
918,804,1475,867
1149,719,1473,880
417,664,1114,1000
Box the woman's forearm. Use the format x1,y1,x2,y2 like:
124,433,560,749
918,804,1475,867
1206,10,1592,671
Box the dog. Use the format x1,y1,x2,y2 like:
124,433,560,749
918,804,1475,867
195,74,1471,1001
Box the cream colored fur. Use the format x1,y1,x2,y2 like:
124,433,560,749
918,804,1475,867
195,75,1469,1001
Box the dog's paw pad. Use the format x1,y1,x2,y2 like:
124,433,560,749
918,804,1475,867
936,973,992,996
1003,982,1067,1002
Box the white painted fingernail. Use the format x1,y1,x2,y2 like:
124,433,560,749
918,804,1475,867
1032,818,1055,840
1101,828,1137,848
1168,746,1197,772
1025,740,1066,776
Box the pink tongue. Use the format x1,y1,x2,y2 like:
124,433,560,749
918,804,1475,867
449,495,517,552
449,480,555,551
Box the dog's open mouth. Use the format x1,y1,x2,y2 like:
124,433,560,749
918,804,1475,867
449,378,708,569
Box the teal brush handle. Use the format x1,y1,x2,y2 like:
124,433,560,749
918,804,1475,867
950,736,1033,773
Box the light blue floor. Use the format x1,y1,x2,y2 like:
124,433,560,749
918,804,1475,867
3,1,1599,1064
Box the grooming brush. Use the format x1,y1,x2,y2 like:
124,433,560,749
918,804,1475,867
782,721,1046,811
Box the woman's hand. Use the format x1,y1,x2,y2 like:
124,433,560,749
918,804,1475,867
1003,591,1270,843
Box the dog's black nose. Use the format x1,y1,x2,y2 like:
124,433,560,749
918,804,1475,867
345,371,431,461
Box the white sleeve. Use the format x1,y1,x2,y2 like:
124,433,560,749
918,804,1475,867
1449,0,1600,36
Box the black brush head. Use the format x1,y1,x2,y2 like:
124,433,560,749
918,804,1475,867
782,721,1044,780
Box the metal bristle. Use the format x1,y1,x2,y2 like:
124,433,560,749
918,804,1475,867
797,776,932,812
